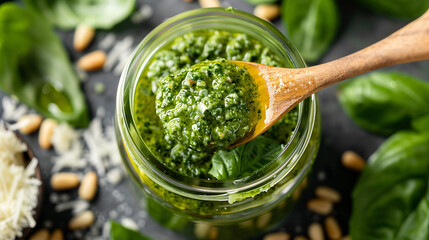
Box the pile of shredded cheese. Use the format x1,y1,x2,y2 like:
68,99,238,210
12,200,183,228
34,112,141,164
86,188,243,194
0,125,41,240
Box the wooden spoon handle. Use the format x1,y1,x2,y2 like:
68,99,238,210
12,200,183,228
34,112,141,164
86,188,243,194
299,9,429,92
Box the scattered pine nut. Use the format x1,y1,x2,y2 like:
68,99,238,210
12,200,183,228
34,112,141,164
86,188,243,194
74,25,95,52
29,229,50,240
199,0,221,8
77,50,107,71
257,212,272,229
79,171,98,201
315,186,341,203
325,217,342,240
308,223,325,240
254,4,281,21
294,236,308,240
341,150,366,171
51,172,80,191
39,118,58,149
18,114,43,134
341,236,350,240
69,210,95,230
307,199,333,215
49,229,64,240
263,232,290,240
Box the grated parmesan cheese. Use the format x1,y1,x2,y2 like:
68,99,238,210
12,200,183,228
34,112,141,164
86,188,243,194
1,97,29,122
0,126,40,240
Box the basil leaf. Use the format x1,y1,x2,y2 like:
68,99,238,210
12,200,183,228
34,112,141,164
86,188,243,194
246,0,279,5
110,221,153,240
355,0,429,19
209,136,282,180
0,3,89,127
338,71,429,136
350,131,429,240
412,114,429,132
282,0,339,62
24,0,136,29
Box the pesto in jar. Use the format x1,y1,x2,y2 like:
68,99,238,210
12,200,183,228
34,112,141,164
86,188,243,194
134,30,298,179
155,59,259,152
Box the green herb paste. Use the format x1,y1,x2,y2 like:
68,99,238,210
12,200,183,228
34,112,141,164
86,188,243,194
134,30,298,179
155,59,259,152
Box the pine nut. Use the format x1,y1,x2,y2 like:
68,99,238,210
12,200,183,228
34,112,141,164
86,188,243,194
18,114,43,134
325,217,342,240
308,223,324,240
294,236,308,240
254,4,281,21
79,171,98,201
74,24,95,52
307,199,333,215
194,222,211,239
29,229,50,240
341,236,350,240
342,151,366,171
49,229,64,240
51,172,80,191
199,0,221,8
39,118,58,149
69,210,95,230
257,212,272,229
263,232,290,240
77,50,107,71
315,186,341,203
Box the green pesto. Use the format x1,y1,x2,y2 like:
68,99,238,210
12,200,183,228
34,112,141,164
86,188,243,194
155,59,259,152
133,30,298,179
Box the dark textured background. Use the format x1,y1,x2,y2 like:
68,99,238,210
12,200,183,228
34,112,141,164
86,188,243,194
1,0,428,239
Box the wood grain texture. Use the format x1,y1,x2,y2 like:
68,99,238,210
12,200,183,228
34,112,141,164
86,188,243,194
231,9,429,147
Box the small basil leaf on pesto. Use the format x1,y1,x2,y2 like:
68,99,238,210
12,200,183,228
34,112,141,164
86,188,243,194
110,220,153,240
338,71,429,136
350,131,429,240
282,0,339,62
155,59,260,152
209,136,283,180
0,3,89,127
24,0,136,29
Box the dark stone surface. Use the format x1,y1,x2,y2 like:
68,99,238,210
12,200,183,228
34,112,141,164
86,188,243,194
1,0,428,239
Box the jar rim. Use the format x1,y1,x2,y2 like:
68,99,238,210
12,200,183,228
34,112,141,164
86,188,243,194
116,8,318,201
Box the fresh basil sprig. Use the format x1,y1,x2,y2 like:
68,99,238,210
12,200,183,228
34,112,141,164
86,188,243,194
282,0,339,62
24,0,136,29
355,0,429,19
338,71,429,136
350,131,429,240
110,221,153,240
209,136,283,180
0,3,89,127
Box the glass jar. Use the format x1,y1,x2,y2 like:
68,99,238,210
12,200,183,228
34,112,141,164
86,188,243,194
115,8,321,240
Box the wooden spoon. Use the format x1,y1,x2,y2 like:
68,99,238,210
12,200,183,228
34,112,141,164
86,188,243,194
231,10,429,147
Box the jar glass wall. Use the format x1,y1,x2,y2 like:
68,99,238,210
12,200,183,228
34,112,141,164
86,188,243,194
116,8,321,240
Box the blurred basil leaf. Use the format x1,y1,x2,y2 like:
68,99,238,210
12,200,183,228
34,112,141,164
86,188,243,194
412,114,429,132
350,131,429,240
282,0,339,62
355,0,429,19
24,0,136,29
209,136,282,180
0,3,89,127
110,221,153,240
338,71,429,136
